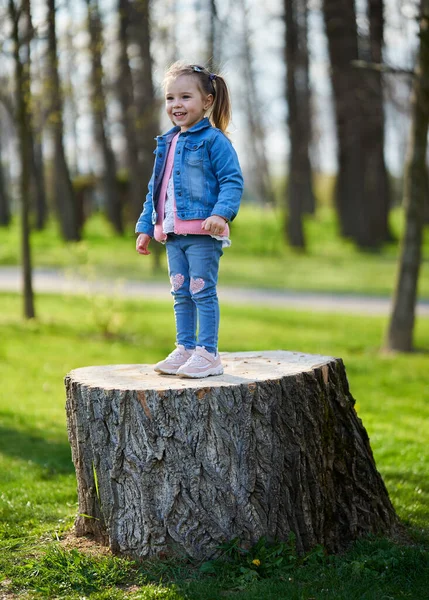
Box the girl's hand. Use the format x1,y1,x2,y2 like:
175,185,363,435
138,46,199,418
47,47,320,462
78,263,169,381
136,233,152,255
201,215,227,236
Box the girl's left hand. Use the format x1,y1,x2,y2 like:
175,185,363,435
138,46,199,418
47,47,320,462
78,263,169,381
202,215,227,236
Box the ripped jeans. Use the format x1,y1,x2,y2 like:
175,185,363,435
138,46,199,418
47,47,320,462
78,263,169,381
166,234,223,355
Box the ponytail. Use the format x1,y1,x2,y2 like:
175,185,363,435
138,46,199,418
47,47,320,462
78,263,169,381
209,75,232,134
164,61,233,134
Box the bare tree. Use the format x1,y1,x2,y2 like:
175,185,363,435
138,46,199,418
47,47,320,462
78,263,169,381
9,0,35,318
323,0,392,249
207,0,220,69
117,0,146,222
130,0,159,216
86,0,123,234
46,0,80,241
23,0,47,230
359,0,391,247
0,118,11,226
284,0,315,249
237,0,275,207
385,0,429,352
323,0,365,244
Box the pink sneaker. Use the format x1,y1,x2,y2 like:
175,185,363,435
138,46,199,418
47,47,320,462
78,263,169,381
176,346,223,378
154,345,194,375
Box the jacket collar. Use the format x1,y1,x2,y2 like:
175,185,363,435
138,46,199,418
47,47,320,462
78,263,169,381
157,117,212,142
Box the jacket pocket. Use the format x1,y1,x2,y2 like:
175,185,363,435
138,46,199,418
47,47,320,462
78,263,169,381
184,140,204,165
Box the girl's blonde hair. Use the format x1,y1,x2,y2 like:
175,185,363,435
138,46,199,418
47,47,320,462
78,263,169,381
163,61,232,134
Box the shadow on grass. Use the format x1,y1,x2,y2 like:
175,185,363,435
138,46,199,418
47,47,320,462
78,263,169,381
0,421,74,476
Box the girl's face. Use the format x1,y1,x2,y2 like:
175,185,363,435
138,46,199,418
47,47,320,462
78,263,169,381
165,75,213,132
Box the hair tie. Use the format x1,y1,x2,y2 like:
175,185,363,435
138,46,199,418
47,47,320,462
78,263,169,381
209,73,217,82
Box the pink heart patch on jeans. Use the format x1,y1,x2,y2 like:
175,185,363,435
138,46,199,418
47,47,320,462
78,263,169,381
171,273,185,291
190,277,205,294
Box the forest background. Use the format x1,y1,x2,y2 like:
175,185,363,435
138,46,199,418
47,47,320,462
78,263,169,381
1,0,429,598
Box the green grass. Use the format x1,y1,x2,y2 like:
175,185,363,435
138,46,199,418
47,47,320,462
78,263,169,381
0,291,429,598
1,203,429,297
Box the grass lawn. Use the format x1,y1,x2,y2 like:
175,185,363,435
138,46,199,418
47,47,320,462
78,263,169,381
1,204,429,297
0,291,428,599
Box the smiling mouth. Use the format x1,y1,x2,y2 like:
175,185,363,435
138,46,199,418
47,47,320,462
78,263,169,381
174,112,186,117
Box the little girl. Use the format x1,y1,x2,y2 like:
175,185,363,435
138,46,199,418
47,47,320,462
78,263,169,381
135,61,243,378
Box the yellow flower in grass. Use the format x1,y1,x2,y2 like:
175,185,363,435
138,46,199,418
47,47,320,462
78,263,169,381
251,559,261,567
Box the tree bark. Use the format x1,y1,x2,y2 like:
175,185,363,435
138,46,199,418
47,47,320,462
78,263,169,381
46,0,80,241
238,0,275,208
385,0,429,352
117,0,146,223
284,0,315,249
207,0,219,69
323,0,365,244
0,126,11,226
86,0,123,234
23,0,48,231
65,351,398,560
9,0,35,319
359,0,391,247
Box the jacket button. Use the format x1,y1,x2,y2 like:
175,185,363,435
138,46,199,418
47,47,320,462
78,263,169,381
178,150,181,154
176,170,180,175
159,153,163,157
178,192,182,196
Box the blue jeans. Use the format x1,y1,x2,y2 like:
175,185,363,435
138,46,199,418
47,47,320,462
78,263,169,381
166,234,223,354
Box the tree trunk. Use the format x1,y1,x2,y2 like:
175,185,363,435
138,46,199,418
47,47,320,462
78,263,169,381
284,0,315,249
117,0,146,225
0,127,11,226
9,0,35,319
23,0,48,231
86,0,123,234
65,351,398,560
47,0,80,241
359,0,391,247
385,0,429,352
207,0,219,69
323,0,365,244
130,0,162,276
31,131,48,230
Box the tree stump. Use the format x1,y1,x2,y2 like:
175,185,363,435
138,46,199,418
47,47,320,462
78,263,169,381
65,351,398,560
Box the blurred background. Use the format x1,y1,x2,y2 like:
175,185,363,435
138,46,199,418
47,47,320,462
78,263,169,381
0,0,428,349
0,0,424,240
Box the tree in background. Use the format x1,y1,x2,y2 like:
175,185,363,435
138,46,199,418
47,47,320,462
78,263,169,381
46,0,80,241
385,0,429,352
0,118,11,227
323,0,391,249
323,0,365,245
130,0,159,218
359,0,391,247
207,0,220,68
284,0,315,249
23,0,47,231
238,0,275,207
117,0,146,222
8,0,35,318
86,0,123,234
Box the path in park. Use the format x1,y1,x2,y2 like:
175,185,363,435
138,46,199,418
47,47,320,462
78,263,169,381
1,266,429,316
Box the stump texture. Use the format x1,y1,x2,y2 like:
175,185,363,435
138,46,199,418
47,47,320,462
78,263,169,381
65,351,398,559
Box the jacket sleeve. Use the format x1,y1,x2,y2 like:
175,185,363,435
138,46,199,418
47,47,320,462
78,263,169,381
208,132,244,222
135,172,155,236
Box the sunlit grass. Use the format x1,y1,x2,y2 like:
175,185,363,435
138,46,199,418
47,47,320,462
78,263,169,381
1,201,429,296
0,291,428,598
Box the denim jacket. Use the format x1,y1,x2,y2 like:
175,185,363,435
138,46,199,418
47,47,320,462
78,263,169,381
135,117,243,236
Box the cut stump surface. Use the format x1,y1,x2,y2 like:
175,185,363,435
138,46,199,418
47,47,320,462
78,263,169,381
65,351,398,560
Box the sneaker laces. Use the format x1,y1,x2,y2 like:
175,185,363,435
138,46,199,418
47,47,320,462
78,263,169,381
168,347,187,359
188,353,207,365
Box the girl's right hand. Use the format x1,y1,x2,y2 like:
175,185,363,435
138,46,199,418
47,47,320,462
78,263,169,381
136,233,151,255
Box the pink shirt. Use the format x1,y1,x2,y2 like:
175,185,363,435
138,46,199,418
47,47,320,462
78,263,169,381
154,133,230,243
